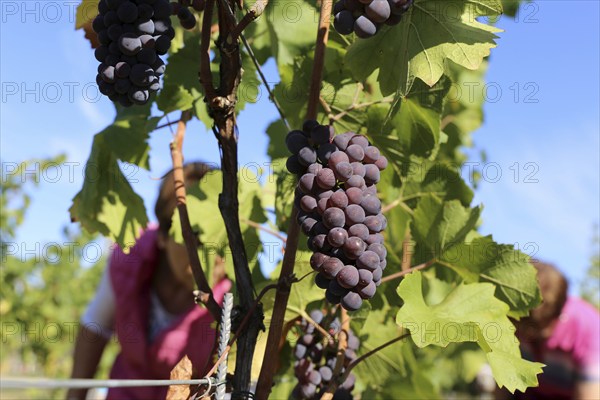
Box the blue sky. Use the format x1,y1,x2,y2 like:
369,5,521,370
1,1,598,292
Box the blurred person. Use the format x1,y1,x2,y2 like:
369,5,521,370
67,163,231,400
505,261,600,399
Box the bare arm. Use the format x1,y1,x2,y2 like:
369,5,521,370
66,325,109,400
575,381,600,400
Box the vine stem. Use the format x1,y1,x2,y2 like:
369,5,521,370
321,309,350,400
169,110,221,321
255,1,333,398
380,259,436,284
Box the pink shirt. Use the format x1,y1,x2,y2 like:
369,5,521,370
520,297,600,399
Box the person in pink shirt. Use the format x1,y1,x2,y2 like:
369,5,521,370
67,163,231,400
513,261,600,400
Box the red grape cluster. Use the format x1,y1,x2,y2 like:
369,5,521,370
292,309,359,399
333,0,413,39
169,0,205,30
286,121,388,311
93,0,175,106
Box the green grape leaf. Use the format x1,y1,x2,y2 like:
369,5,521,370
402,162,475,207
156,84,195,114
396,271,543,393
69,134,148,250
439,236,542,317
346,0,503,96
272,158,296,232
412,195,481,254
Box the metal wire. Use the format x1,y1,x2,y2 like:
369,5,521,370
1,377,222,390
216,293,234,400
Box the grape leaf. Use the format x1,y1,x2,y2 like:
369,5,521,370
396,271,543,393
345,0,503,96
75,0,100,48
412,194,481,254
69,134,148,251
439,235,542,317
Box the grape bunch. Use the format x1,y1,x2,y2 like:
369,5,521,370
286,121,388,312
292,309,359,399
170,0,205,30
92,0,177,106
333,0,414,39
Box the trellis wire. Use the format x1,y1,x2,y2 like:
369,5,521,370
216,292,234,400
1,377,221,390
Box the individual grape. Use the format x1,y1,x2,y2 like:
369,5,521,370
298,147,318,166
347,333,360,351
367,243,387,260
357,251,379,271
317,198,328,216
334,162,353,182
117,1,138,23
334,10,355,35
337,265,359,289
107,24,123,41
328,191,348,209
364,215,383,233
325,290,341,305
327,227,348,248
351,161,365,177
357,269,373,287
310,234,331,253
106,0,126,10
115,78,131,94
322,257,344,279
115,61,131,78
286,130,309,154
92,15,105,32
365,0,390,23
192,0,206,11
301,217,317,235
153,0,172,18
308,370,322,386
108,41,121,55
317,143,337,164
287,156,304,174
130,63,154,86
315,273,331,289
345,204,366,225
363,184,377,196
118,33,142,56
313,222,329,236
138,3,154,19
323,207,345,229
328,279,349,297
307,163,323,175
300,195,318,213
311,124,333,145
298,173,317,194
389,0,413,15
372,266,382,282
98,81,116,96
303,119,319,135
327,151,349,168
364,163,381,185
103,10,118,26
302,333,315,346
310,252,329,271
316,168,336,190
364,146,381,163
128,88,150,105
95,46,109,62
140,34,156,48
154,34,171,55
380,258,387,270
346,144,365,162
319,366,333,382
300,383,317,398
346,187,363,205
332,132,355,151
154,19,171,34
345,174,365,189
366,233,384,245
358,281,376,299
310,309,324,324
98,30,110,45
361,194,381,215
136,48,157,64
344,0,363,12
348,224,369,241
341,292,363,311
100,65,116,83
340,373,356,390
354,15,377,38
295,343,308,359
343,236,366,260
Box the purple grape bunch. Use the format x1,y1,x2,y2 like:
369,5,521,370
292,309,359,399
286,121,388,312
92,0,179,106
333,0,414,39
170,0,205,30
